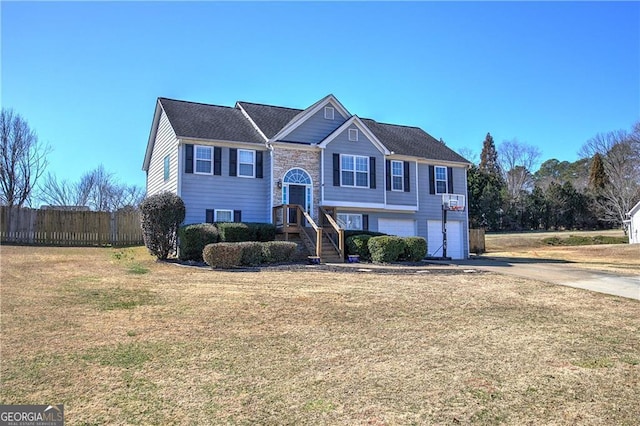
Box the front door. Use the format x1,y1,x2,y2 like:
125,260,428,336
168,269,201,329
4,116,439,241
288,184,306,224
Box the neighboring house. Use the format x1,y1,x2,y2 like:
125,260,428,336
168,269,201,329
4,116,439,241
143,94,471,260
627,200,640,244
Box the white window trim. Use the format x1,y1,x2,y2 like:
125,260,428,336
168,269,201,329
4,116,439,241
163,155,170,182
337,213,363,230
194,145,213,175
237,149,255,178
435,165,448,194
324,106,335,120
340,154,369,188
214,209,233,222
348,128,359,141
391,160,404,192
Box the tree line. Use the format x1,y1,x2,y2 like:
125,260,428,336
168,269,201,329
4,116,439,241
465,122,640,232
0,108,144,211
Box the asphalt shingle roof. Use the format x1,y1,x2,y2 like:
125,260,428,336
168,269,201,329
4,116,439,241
361,119,469,163
157,97,469,164
236,101,302,139
159,98,265,144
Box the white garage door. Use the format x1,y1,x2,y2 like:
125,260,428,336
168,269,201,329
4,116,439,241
427,220,464,259
378,218,416,237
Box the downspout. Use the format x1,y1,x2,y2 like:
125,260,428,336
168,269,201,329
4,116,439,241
176,139,182,198
268,142,274,222
320,147,325,206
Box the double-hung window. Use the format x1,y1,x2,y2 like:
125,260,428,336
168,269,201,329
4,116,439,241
435,166,448,194
238,149,255,177
341,155,369,188
391,160,404,191
337,213,363,230
195,146,213,174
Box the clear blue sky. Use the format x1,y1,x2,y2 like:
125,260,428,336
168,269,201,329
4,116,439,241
2,1,639,190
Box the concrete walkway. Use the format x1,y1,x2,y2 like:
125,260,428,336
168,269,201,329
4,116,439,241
442,256,640,301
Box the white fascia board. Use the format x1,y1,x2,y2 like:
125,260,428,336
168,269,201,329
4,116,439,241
236,102,269,143
270,94,351,142
416,158,473,168
142,101,165,171
179,137,267,150
320,200,417,212
629,200,640,216
317,116,391,155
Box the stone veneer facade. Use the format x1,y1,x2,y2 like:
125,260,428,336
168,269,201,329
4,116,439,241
272,147,321,221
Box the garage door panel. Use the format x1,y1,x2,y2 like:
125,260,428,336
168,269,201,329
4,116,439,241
378,218,416,237
427,220,463,259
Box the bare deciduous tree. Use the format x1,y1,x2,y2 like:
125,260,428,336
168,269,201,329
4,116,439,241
580,123,640,227
0,109,50,207
499,139,541,202
39,165,145,211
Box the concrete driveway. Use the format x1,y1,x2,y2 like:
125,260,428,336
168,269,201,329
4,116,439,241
450,256,640,301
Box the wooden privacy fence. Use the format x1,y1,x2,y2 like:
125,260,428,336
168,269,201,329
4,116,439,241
469,228,486,254
0,206,144,246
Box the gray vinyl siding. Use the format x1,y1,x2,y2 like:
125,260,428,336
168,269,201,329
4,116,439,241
181,146,271,225
415,164,468,257
336,209,416,233
146,110,179,196
284,105,347,144
323,126,385,205
386,161,417,206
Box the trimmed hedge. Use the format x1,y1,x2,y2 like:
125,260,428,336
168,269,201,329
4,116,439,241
249,222,277,242
237,241,264,266
179,223,220,261
403,237,427,261
202,241,298,269
346,234,373,261
262,241,297,263
216,222,276,242
216,222,251,242
368,236,407,263
203,243,243,269
343,230,386,240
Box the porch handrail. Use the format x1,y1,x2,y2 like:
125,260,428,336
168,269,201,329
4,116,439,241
300,209,322,258
320,207,344,259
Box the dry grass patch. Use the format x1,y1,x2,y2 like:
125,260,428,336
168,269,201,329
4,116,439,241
1,245,639,424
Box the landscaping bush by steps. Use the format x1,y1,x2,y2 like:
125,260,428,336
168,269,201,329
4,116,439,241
368,236,407,263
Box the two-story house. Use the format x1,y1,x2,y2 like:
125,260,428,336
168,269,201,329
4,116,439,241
143,94,471,260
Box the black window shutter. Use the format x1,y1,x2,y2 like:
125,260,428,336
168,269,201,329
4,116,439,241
256,151,263,178
385,160,391,191
447,167,454,193
233,210,242,223
229,148,237,177
206,209,214,223
369,157,376,189
333,154,340,186
213,147,222,176
185,144,194,174
429,165,435,194
362,214,369,231
404,161,411,192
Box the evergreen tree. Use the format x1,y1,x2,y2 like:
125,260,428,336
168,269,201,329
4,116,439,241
588,153,607,191
479,133,500,176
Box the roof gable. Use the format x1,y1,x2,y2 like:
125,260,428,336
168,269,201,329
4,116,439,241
269,94,351,143
318,116,390,155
